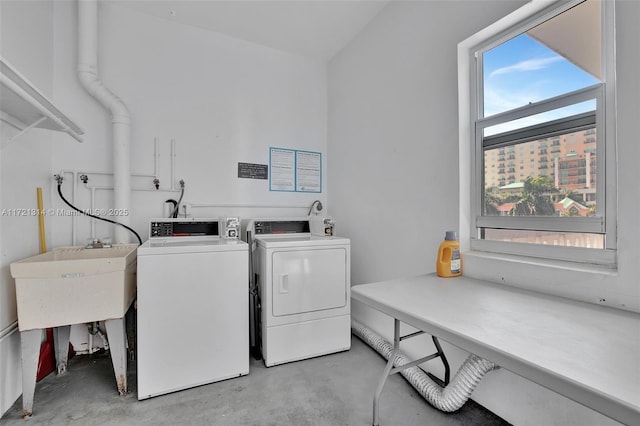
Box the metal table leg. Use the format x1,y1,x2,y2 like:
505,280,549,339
19,329,43,419
369,319,451,425
53,325,71,374
373,319,400,426
19,317,129,418
105,318,128,395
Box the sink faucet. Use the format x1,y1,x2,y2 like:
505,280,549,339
86,238,112,249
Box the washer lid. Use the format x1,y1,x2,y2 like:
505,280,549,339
138,237,247,255
256,234,349,248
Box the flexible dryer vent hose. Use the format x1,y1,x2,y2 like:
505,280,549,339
352,320,499,412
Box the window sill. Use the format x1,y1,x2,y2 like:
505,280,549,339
469,238,616,268
463,249,618,277
460,248,629,311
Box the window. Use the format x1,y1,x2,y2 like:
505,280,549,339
463,0,616,266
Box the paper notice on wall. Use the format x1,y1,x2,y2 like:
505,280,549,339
269,147,322,193
296,150,321,193
269,148,295,191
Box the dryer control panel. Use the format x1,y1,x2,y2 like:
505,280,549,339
150,219,219,238
254,220,310,235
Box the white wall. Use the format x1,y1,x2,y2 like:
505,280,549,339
0,0,55,415
50,0,328,248
329,0,526,283
327,1,633,425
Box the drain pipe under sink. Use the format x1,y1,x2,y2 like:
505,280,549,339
352,320,499,412
78,0,131,244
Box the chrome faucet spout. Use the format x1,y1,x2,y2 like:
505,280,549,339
86,238,112,249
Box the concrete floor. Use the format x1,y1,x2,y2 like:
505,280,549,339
1,336,509,426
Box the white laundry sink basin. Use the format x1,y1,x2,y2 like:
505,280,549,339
10,244,138,331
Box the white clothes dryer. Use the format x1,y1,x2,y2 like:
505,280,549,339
136,219,248,400
250,219,351,367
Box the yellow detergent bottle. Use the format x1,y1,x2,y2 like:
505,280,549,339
436,231,461,277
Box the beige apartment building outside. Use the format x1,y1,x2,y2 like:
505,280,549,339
484,128,597,205
482,127,602,248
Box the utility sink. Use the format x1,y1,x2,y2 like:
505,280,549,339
10,244,138,331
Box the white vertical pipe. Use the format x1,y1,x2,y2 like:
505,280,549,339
154,138,160,179
170,139,176,190
64,170,79,245
78,0,131,244
112,122,131,243
90,187,96,239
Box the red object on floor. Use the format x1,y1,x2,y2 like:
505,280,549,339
36,329,55,382
36,328,76,382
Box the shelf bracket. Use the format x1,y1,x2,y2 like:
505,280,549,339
1,56,84,143
7,116,47,144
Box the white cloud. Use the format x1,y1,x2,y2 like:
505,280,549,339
483,87,540,116
489,55,563,78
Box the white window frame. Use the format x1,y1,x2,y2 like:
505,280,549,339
459,0,617,268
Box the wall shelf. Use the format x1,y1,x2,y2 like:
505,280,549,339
0,56,84,143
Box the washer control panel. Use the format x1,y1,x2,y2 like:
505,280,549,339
220,217,240,239
150,219,219,238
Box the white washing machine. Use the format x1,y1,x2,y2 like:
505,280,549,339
250,218,351,367
136,219,248,400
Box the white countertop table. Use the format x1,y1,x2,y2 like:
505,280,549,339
351,273,640,426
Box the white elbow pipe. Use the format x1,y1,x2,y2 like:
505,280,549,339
352,320,498,412
78,0,131,244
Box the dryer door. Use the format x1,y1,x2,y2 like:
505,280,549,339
271,248,347,316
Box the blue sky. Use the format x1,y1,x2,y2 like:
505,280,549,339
483,34,599,120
